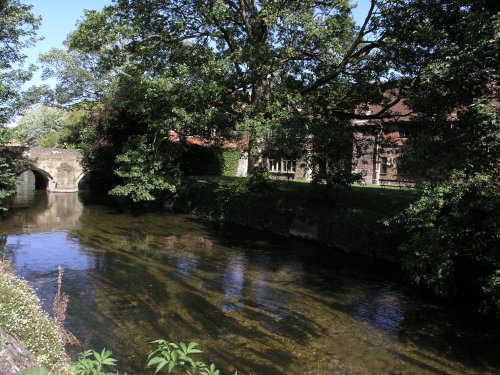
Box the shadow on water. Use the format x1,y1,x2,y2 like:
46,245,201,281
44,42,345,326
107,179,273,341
0,190,499,374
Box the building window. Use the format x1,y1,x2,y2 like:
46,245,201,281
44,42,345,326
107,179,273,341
268,159,295,174
399,130,407,138
380,157,388,175
269,159,281,172
282,160,296,173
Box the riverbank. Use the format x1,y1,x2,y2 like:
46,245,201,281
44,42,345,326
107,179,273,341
0,261,69,373
173,177,417,262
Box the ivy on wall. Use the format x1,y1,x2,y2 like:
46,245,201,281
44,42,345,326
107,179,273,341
221,149,241,176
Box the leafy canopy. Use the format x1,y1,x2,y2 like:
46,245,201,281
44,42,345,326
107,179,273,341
0,0,40,210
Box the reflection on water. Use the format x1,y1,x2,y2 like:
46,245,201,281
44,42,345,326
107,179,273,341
1,190,499,374
221,255,245,313
6,191,83,233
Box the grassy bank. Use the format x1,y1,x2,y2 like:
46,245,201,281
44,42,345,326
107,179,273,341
0,262,69,373
174,177,417,261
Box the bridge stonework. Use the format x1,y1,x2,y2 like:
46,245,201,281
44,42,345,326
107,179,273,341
9,147,85,192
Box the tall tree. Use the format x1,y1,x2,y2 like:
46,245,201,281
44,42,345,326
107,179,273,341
0,0,40,210
13,105,69,147
381,0,500,316
65,1,365,171
0,0,40,123
38,48,111,106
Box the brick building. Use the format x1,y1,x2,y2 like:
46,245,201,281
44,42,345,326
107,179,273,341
352,100,415,186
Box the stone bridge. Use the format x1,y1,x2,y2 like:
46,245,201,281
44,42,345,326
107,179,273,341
8,147,85,192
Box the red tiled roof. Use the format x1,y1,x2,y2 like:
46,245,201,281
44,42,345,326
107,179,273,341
167,130,246,150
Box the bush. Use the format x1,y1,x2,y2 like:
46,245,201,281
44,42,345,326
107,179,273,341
221,149,241,176
396,171,500,316
245,164,272,193
181,145,241,177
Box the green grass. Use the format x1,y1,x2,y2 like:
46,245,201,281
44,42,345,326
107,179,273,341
190,176,416,215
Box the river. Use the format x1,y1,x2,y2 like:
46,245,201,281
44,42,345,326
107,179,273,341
0,190,499,374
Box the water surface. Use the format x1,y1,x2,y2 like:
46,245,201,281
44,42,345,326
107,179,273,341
1,191,499,374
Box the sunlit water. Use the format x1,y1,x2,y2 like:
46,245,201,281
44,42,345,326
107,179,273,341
1,190,499,374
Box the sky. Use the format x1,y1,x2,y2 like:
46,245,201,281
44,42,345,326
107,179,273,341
21,0,111,86
20,0,373,88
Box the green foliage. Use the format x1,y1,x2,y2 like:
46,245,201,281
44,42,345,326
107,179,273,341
0,0,40,123
38,132,60,148
382,1,499,182
109,136,181,203
71,349,118,375
396,171,499,316
10,104,88,149
13,106,68,147
65,340,234,375
39,48,110,105
400,98,500,184
244,164,272,193
0,0,40,210
307,119,362,187
64,0,365,189
221,149,241,177
147,340,235,375
18,370,53,375
39,0,500,197
0,130,18,211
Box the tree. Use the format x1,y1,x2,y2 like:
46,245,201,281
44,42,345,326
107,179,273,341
0,0,40,123
375,0,499,181
53,1,499,188
382,1,500,315
0,128,18,211
0,0,40,210
13,105,69,146
38,48,111,106
65,1,370,175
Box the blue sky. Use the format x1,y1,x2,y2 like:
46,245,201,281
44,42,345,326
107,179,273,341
21,0,372,87
22,0,111,86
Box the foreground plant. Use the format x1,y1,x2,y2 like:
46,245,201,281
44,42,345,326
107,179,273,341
71,349,119,375
43,340,236,375
147,340,236,375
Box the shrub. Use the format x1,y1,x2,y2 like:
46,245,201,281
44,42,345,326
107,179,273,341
245,164,272,193
221,149,241,176
396,171,500,316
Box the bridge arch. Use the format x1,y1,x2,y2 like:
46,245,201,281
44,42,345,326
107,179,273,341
75,171,87,186
8,147,84,192
16,168,56,191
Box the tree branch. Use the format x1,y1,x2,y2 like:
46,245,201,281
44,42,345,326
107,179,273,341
301,0,377,94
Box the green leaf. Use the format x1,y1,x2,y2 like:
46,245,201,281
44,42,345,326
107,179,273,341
155,359,168,374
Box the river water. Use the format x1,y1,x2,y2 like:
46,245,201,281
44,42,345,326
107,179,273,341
0,190,499,374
